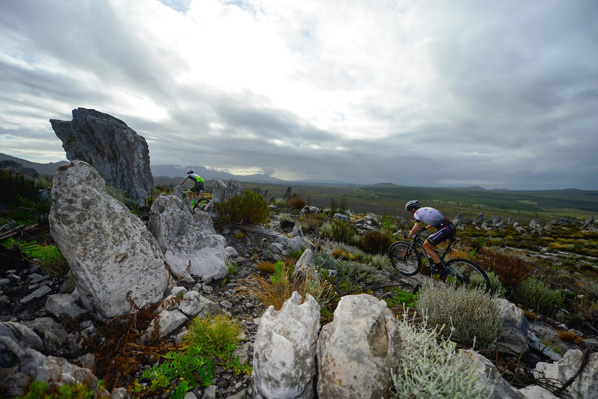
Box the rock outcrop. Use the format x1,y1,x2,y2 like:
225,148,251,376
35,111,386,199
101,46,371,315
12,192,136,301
317,294,401,399
253,292,320,399
50,108,154,203
49,161,169,320
534,349,598,399
148,194,228,282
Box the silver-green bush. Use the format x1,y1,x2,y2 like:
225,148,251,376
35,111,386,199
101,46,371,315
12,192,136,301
512,277,563,316
391,312,489,399
415,282,501,350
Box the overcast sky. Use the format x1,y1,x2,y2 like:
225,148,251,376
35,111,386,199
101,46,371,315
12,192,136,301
1,0,597,189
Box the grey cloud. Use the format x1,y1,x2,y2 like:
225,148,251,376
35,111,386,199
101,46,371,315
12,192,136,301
1,0,183,101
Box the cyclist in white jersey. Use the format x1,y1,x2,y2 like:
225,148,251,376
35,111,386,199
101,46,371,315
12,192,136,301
405,200,456,279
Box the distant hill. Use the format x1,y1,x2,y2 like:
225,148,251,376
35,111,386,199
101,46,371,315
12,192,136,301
0,153,69,177
151,164,286,184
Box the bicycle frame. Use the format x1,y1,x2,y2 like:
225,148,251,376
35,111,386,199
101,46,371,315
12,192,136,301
408,231,455,267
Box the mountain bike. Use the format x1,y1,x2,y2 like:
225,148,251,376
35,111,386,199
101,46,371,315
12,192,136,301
183,190,210,211
388,230,491,293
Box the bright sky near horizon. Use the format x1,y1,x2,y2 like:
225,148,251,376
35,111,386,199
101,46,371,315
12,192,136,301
1,0,597,189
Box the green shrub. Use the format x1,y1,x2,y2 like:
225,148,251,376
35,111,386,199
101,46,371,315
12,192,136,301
320,219,357,244
216,191,269,226
391,312,487,399
512,277,563,316
416,282,501,350
0,169,38,206
357,230,393,254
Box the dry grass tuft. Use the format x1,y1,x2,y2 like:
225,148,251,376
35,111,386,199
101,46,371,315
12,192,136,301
556,329,583,344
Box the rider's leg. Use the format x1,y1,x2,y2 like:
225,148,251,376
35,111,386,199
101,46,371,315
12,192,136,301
423,240,441,264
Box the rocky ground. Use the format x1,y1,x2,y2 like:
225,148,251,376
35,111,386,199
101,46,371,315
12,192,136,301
1,211,597,398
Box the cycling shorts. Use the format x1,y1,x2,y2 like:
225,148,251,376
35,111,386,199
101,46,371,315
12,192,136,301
190,181,204,193
427,218,456,246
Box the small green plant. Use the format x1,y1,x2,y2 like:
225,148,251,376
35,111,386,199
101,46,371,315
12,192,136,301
16,380,96,399
216,191,269,226
416,282,501,350
380,216,398,233
384,289,416,310
391,311,488,399
227,262,239,275
512,277,563,316
142,314,251,398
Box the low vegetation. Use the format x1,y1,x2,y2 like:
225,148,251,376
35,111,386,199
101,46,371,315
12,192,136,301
416,282,502,351
391,311,488,399
139,313,251,398
2,238,69,277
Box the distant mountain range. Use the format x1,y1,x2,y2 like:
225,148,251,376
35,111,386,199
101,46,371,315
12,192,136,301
0,153,289,184
0,153,69,177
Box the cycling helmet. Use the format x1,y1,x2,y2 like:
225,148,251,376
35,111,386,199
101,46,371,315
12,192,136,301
187,169,194,174
405,200,420,212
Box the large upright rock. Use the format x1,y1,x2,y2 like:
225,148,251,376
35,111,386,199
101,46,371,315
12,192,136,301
253,292,320,399
49,161,169,320
148,194,228,282
50,108,154,203
317,294,401,399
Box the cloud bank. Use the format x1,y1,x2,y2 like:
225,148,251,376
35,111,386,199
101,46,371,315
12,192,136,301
1,0,597,189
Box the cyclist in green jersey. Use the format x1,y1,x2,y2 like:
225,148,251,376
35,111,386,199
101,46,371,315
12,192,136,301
178,169,205,203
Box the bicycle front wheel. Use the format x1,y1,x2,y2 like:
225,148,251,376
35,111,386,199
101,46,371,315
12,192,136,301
195,197,210,210
445,258,490,293
388,242,422,276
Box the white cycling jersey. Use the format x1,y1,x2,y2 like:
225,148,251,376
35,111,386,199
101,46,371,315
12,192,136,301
413,207,447,227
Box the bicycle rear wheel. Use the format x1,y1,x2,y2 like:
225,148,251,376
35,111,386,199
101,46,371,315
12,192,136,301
388,242,422,276
445,258,490,293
